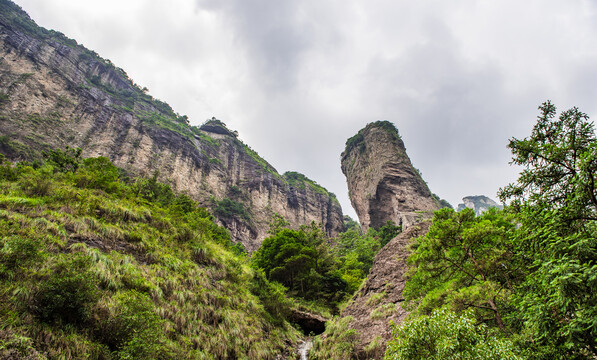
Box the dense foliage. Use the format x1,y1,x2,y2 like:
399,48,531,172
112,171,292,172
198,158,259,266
252,223,348,308
0,150,300,359
386,308,521,360
386,102,597,360
499,101,597,358
334,220,401,293
252,215,401,312
403,207,517,330
343,120,402,155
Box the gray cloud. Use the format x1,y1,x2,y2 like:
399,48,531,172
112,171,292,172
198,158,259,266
14,0,597,217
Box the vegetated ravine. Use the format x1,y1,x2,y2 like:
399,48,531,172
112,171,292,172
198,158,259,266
7,1,590,360
0,1,411,359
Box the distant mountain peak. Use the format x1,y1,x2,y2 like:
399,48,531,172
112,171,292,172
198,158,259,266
457,195,503,215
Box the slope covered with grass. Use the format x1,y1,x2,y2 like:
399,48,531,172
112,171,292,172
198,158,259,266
0,149,300,359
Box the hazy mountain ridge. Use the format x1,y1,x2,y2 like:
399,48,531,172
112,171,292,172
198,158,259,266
0,0,343,251
457,195,503,215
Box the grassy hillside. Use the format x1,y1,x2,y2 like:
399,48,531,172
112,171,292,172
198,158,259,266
0,149,300,359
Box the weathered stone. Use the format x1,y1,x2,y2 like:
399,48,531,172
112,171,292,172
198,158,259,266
457,195,503,215
341,121,439,231
289,309,327,335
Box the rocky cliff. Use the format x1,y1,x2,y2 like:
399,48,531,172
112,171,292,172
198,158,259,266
341,121,439,231
457,195,503,215
0,1,343,251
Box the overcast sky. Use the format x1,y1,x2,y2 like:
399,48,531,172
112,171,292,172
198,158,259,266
14,0,597,219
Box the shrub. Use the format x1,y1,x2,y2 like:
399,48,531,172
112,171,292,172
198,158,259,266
0,154,17,181
74,156,120,192
214,198,251,221
42,146,82,173
18,166,53,197
310,316,358,360
94,290,170,359
33,255,99,325
384,308,522,360
250,269,291,323
0,236,42,275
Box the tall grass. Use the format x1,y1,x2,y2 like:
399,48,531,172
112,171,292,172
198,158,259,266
0,156,301,359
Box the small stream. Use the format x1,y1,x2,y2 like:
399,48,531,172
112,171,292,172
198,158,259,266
297,339,313,360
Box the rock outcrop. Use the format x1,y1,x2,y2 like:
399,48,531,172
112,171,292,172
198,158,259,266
457,195,503,215
0,1,343,251
341,222,431,358
341,121,439,231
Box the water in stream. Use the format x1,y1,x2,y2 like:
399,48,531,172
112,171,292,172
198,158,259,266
297,339,313,360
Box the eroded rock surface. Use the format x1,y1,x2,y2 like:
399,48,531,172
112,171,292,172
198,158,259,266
341,121,439,231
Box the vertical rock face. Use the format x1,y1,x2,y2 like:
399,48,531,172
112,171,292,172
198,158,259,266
341,121,439,231
337,122,443,358
0,1,343,251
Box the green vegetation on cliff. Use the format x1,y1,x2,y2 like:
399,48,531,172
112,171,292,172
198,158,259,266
284,171,338,201
0,150,299,359
251,216,400,315
343,120,401,156
252,223,349,309
0,0,203,151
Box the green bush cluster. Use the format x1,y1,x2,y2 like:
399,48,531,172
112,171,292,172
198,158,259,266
252,223,349,308
344,120,401,156
283,171,337,199
310,316,358,360
34,255,99,326
386,308,521,360
214,197,252,222
252,217,401,313
334,219,401,293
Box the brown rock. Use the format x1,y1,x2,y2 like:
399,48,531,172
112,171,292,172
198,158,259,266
341,121,439,231
341,221,431,359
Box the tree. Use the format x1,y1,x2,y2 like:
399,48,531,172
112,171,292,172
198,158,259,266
498,101,597,358
43,146,82,173
74,156,121,192
403,208,518,331
377,220,402,247
499,101,597,222
252,224,349,306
